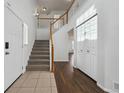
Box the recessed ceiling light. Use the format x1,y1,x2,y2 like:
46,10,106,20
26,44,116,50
42,7,47,11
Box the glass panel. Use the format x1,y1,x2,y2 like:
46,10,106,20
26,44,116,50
77,27,81,41
76,5,97,26
85,16,97,40
76,5,97,41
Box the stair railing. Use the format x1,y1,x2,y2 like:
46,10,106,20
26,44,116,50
50,22,54,72
50,0,75,72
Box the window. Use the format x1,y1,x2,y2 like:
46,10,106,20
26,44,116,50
76,5,97,26
54,15,60,29
76,5,97,42
23,23,28,45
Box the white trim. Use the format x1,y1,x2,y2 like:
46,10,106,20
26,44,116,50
97,83,115,93
73,65,77,68
23,23,28,45
49,40,52,71
22,38,35,73
54,60,69,62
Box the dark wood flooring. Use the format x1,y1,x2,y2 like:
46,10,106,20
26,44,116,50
54,62,106,93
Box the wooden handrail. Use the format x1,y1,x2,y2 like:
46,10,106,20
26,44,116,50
51,0,75,25
51,11,68,25
49,0,75,72
67,0,75,13
50,23,54,72
38,17,60,20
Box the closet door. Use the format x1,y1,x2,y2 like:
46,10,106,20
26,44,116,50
84,24,91,76
77,25,87,73
88,16,97,80
77,26,83,69
76,15,97,81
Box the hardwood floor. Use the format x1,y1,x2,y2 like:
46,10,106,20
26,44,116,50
54,62,106,93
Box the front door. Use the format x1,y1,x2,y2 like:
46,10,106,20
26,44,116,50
4,6,23,90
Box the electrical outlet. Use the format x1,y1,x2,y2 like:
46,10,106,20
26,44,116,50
113,82,119,90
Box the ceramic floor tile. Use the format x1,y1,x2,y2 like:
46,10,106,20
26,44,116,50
40,72,50,79
5,71,58,93
51,87,58,93
5,88,19,93
20,72,30,79
35,88,51,93
27,72,40,79
17,88,34,93
21,79,37,88
51,78,56,87
12,79,25,88
50,73,55,79
36,79,51,88
30,71,41,74
40,71,50,73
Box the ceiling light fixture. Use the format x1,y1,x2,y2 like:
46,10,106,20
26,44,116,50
42,7,47,11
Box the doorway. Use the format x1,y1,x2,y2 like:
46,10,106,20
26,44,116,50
68,29,74,66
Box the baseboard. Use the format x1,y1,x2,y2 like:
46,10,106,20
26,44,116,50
54,60,69,62
22,66,26,73
36,39,49,40
77,68,96,83
4,74,22,92
97,83,115,93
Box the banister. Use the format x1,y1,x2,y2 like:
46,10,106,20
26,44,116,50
49,0,75,72
51,11,68,25
50,23,54,72
51,0,75,25
67,0,75,13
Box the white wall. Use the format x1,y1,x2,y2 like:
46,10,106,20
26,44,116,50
53,0,119,92
52,0,89,62
53,25,69,62
96,0,119,92
68,30,74,52
36,28,49,40
5,0,37,73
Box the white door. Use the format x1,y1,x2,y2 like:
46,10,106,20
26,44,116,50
76,15,97,81
83,39,91,76
4,7,23,90
77,26,85,70
88,16,97,80
77,28,91,77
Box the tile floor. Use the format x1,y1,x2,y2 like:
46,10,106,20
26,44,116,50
5,71,58,93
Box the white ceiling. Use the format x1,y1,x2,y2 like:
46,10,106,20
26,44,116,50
37,0,72,10
36,0,87,28
36,0,72,15
36,0,73,28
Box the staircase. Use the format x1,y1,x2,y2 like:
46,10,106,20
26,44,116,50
26,40,50,71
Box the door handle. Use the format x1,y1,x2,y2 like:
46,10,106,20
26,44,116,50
80,49,83,52
86,50,90,53
5,52,10,55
